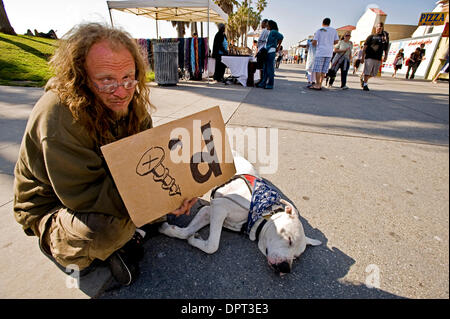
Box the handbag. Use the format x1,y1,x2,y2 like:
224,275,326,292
405,58,410,66
327,52,345,78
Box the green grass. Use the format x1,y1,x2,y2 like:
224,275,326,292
0,33,56,87
0,32,155,87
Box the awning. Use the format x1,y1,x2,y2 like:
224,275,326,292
106,0,228,23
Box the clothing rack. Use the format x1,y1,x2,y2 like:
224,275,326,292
136,37,209,81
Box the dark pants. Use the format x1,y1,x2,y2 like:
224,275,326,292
328,63,349,87
406,63,420,79
213,56,226,81
258,52,276,88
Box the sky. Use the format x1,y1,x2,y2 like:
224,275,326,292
3,0,441,49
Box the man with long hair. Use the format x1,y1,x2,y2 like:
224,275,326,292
13,23,197,286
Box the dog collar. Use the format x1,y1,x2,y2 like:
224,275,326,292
248,210,284,242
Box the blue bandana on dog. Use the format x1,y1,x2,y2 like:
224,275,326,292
245,177,283,234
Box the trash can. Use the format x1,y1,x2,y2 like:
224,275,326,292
152,40,179,85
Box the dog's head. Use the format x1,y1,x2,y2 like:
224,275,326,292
256,199,321,275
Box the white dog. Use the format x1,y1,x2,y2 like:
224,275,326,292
159,152,321,274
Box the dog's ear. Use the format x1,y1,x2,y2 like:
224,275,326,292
280,199,293,215
286,206,292,214
306,237,322,246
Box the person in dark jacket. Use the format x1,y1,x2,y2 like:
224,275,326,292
212,23,228,82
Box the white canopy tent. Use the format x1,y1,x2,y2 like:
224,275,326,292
106,0,228,38
106,0,228,23
106,0,228,83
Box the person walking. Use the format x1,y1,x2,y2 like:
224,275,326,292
309,18,339,90
353,44,364,75
406,47,422,80
327,32,353,89
392,48,405,78
413,43,427,78
360,22,390,91
257,20,284,89
432,48,449,84
305,36,316,88
276,45,284,68
212,23,229,82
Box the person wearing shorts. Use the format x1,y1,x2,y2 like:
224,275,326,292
360,22,389,91
392,48,404,78
310,18,339,90
432,48,449,84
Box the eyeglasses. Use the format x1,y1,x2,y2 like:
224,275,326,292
345,35,351,37
92,78,138,94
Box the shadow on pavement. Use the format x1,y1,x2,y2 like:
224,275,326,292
99,178,405,299
227,65,449,145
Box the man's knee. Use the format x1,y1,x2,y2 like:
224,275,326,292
41,209,135,269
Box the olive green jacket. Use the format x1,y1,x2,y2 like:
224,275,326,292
13,90,152,235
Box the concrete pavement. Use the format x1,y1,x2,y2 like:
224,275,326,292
0,64,448,299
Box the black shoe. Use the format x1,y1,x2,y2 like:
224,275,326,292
107,232,144,286
363,85,370,91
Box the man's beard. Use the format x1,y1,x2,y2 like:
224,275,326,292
112,106,129,120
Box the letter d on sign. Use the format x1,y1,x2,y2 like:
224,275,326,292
190,122,222,183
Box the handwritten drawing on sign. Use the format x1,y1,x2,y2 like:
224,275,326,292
136,146,182,197
100,106,236,227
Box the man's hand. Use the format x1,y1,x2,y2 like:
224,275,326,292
170,198,198,216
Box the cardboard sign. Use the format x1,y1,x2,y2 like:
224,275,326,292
101,106,236,227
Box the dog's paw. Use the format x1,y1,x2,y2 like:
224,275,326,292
187,233,202,245
158,222,173,236
193,232,202,239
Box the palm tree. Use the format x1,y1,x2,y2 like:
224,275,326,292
255,0,267,14
214,0,239,15
0,0,16,35
171,21,189,38
215,0,268,47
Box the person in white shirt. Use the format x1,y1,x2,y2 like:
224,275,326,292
256,19,270,85
353,45,364,75
257,19,270,52
310,18,339,90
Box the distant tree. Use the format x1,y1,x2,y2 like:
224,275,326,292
0,0,16,35
215,0,268,46
171,21,189,38
214,0,239,15
255,0,268,14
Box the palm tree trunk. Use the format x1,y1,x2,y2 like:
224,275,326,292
0,0,16,35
